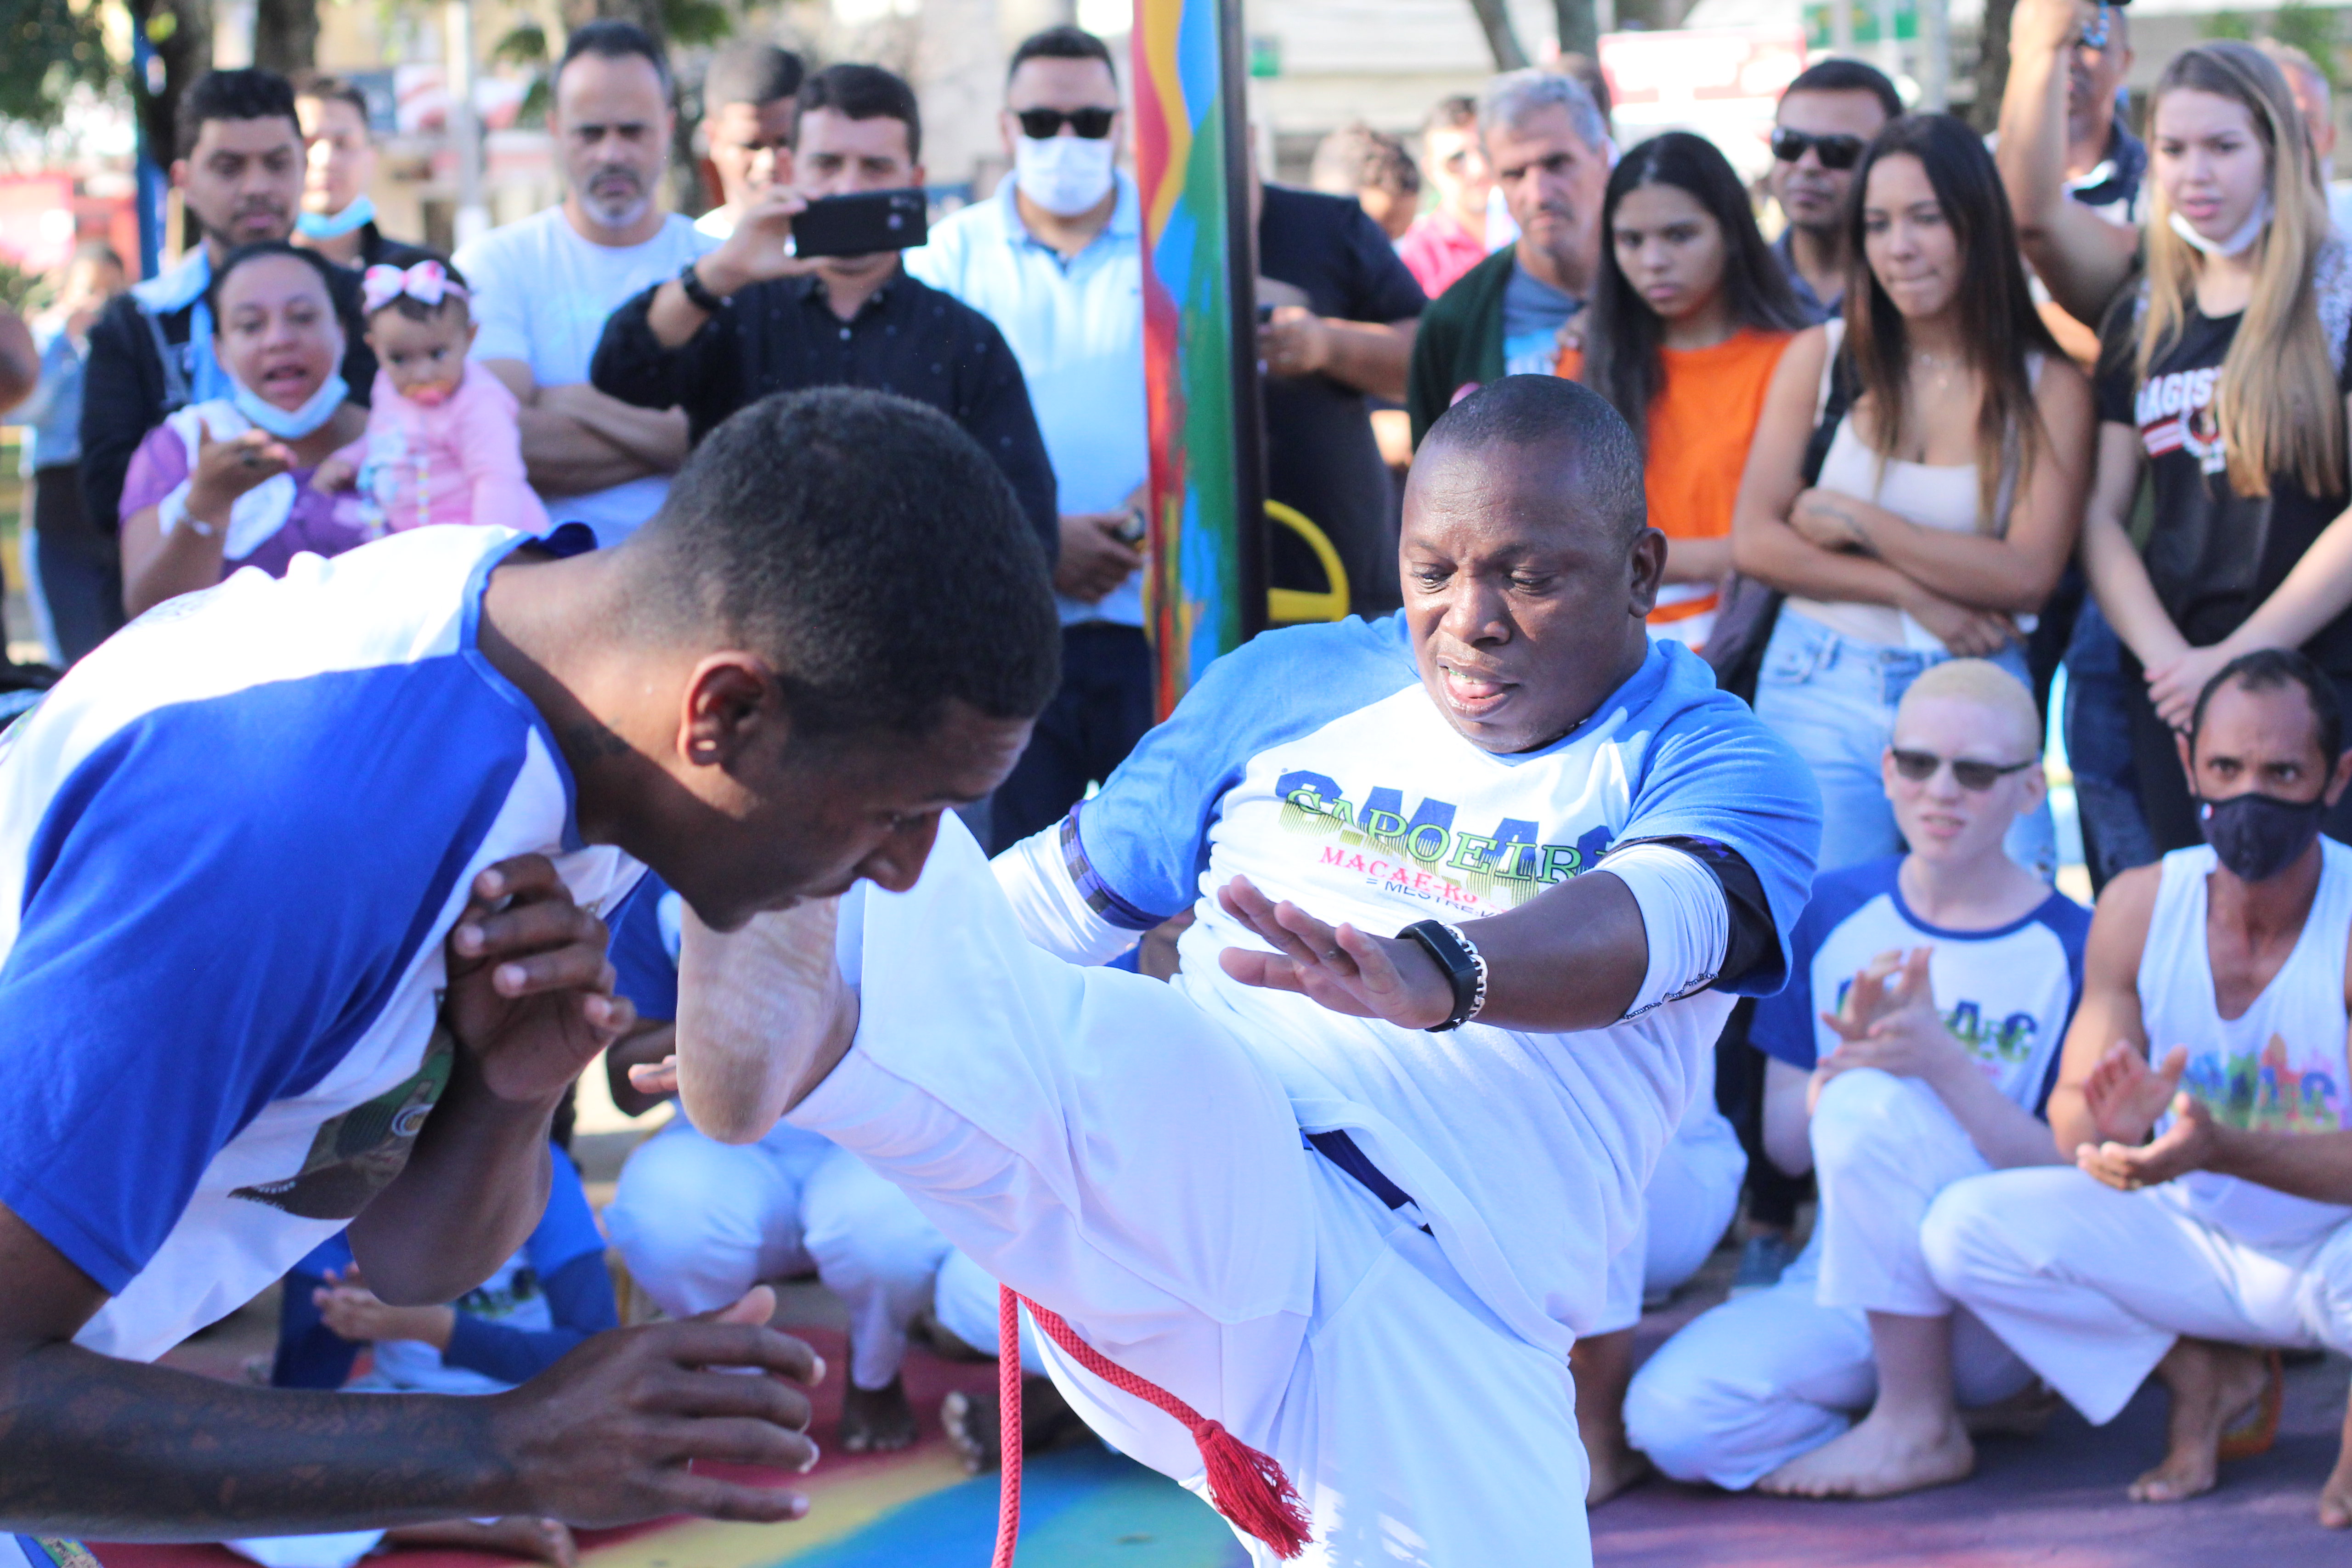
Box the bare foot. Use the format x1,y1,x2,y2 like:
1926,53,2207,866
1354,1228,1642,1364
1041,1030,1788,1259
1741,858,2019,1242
386,1517,577,1567
942,1376,1090,1474
1961,1383,2062,1440
1586,1436,1654,1506
1756,1405,1975,1499
674,895,855,1142
841,1375,918,1454
2129,1338,2272,1503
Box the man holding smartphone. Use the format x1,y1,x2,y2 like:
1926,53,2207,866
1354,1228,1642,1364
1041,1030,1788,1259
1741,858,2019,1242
589,62,1057,566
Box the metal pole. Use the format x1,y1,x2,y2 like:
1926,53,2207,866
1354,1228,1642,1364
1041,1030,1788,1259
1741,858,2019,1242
1831,0,1854,58
132,27,164,278
1920,0,1949,109
1874,0,1900,80
1219,0,1267,644
446,0,490,248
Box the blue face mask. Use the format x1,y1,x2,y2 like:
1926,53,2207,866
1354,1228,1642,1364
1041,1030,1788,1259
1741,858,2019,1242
295,194,377,241
229,368,350,440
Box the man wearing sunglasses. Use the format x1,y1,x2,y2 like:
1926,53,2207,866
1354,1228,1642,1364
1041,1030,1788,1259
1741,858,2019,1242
1929,649,2352,1524
1630,658,2087,1500
905,24,1156,853
1766,59,1902,323
1996,0,2144,332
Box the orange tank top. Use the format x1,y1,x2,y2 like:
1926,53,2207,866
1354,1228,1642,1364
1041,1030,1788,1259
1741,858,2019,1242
1558,327,1792,639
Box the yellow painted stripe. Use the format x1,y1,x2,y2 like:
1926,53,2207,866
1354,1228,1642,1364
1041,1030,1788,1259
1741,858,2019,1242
578,1449,972,1568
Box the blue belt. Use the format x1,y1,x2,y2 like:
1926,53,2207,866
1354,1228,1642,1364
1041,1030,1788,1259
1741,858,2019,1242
1305,1128,1422,1217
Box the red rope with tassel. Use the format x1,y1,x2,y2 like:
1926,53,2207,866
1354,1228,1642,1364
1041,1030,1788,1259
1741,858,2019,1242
988,1285,1313,1564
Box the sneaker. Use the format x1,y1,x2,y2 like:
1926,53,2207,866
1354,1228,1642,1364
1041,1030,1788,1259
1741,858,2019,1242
1727,1233,1797,1296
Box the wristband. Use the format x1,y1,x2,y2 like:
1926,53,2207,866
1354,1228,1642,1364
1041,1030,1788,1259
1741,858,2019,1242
677,259,729,314
158,488,218,539
1397,919,1488,1031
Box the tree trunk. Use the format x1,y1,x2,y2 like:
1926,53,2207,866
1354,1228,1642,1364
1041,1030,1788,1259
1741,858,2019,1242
1467,0,1531,70
1553,0,1599,57
1972,0,2016,133
254,0,319,76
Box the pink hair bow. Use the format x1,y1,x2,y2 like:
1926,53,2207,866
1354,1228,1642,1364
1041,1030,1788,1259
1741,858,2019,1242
362,260,467,314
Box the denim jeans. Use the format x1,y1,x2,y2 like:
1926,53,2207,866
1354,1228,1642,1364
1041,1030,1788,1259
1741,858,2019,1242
1753,610,2057,877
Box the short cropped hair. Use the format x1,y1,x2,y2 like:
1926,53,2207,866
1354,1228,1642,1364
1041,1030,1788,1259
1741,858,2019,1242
1425,94,1478,136
639,388,1059,736
799,63,922,162
558,19,671,95
1422,375,1647,544
1479,68,1608,153
1782,58,1903,122
2191,647,2346,766
704,42,804,110
1310,124,1420,200
1896,659,2042,758
294,74,372,125
1009,24,1117,88
175,68,301,164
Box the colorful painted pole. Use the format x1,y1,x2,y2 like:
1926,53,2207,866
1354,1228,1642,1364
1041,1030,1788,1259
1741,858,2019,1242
1132,0,1268,716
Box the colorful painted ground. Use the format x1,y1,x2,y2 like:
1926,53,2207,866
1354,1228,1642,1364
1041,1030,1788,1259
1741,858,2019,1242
104,1251,2352,1568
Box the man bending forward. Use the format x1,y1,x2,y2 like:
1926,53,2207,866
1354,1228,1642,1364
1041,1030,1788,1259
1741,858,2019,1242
667,377,1822,1565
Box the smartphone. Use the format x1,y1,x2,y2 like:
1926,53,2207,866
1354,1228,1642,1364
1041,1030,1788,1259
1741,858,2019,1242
791,188,929,258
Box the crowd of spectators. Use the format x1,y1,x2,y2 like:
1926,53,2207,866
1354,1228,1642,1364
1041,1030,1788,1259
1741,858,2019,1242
14,0,2352,1544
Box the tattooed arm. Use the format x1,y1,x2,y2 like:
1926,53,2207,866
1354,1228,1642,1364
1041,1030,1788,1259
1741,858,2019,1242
0,1202,821,1537
348,855,632,1306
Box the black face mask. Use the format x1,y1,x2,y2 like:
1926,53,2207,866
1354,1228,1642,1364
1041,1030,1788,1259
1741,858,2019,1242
2199,792,2329,883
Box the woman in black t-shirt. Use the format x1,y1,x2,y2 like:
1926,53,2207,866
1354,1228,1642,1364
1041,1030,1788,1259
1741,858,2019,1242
2082,41,2352,849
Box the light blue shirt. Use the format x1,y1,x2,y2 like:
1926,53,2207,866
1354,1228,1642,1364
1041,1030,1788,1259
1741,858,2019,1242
18,323,88,474
907,174,1147,629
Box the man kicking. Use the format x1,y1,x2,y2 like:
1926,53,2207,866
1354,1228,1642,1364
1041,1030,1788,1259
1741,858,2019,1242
1626,659,2084,1498
657,377,1823,1565
0,388,1058,1549
1924,650,2352,1525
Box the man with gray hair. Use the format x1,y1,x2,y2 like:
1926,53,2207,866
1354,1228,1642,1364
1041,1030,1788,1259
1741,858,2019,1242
1405,68,1609,446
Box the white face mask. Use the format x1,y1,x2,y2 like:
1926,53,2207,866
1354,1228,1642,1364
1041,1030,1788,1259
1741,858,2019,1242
1015,133,1116,218
2169,192,2273,259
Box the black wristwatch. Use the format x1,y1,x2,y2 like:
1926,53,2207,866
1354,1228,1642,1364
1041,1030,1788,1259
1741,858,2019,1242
677,258,729,314
1397,919,1489,1031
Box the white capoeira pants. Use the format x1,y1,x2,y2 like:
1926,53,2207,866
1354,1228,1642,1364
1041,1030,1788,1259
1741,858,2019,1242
790,822,1593,1567
604,1116,950,1391
1625,1069,2034,1487
935,1246,1047,1376
1595,1104,1746,1335
1922,1164,2352,1424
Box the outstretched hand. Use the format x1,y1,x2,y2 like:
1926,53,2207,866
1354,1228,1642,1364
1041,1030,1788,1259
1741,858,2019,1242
1214,875,1453,1029
445,855,635,1105
2077,1091,2220,1190
2081,1040,2189,1146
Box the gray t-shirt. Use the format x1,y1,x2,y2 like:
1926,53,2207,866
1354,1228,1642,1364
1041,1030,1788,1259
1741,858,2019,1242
1501,262,1581,376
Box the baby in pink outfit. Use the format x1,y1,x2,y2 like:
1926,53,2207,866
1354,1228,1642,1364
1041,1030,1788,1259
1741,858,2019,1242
318,259,548,536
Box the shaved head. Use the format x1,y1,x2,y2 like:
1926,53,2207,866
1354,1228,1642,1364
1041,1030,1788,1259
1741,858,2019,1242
1417,375,1648,547
1400,375,1664,754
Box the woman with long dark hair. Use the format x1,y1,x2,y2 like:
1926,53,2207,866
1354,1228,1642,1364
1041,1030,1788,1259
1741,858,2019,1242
1558,130,1809,648
1731,113,2093,875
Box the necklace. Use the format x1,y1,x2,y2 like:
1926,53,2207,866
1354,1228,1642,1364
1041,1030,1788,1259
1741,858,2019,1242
1912,347,1961,376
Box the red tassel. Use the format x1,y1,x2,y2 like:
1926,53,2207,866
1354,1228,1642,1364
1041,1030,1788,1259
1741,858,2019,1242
1005,1290,1314,1562
1194,1419,1313,1559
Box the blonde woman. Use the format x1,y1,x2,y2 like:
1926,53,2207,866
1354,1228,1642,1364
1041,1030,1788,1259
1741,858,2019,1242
2082,41,2352,849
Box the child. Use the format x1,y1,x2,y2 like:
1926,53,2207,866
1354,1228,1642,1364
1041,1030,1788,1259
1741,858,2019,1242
318,259,548,536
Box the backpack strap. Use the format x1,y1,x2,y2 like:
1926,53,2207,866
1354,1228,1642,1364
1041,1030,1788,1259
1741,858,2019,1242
1800,318,1854,487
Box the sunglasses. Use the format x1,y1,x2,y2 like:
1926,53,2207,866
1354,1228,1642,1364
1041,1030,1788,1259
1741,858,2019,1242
1016,107,1116,140
1890,748,2037,792
1770,127,1866,170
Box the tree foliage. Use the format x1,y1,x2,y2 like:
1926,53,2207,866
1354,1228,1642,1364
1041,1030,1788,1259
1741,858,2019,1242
0,0,113,131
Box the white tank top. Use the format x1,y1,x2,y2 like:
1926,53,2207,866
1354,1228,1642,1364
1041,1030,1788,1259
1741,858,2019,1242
1787,340,2040,652
2138,840,2352,1250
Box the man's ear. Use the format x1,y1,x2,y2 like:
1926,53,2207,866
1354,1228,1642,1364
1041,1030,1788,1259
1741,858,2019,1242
2175,729,2195,789
1627,526,1667,619
2326,747,2352,809
678,654,784,771
169,158,188,192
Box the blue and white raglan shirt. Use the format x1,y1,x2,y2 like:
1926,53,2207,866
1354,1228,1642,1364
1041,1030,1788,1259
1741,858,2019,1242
0,524,643,1370
996,617,1821,1348
1752,855,2090,1115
